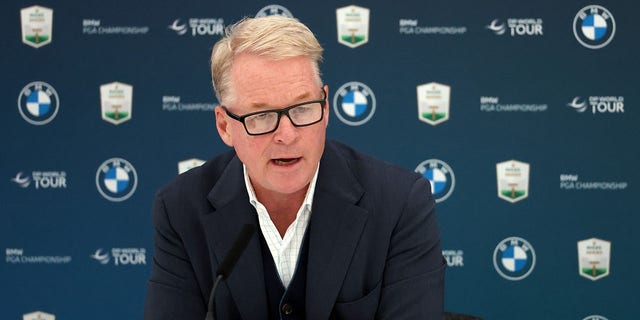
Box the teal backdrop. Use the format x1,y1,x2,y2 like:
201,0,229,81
1,0,638,319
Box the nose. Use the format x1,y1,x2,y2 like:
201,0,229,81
273,114,298,144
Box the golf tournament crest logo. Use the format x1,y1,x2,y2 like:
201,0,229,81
333,81,376,126
96,158,138,202
21,6,53,48
178,158,205,174
255,5,293,18
18,81,60,125
414,159,455,203
578,238,611,281
573,5,615,49
496,160,530,203
336,5,369,48
100,82,133,125
417,82,450,125
493,236,536,281
23,311,55,320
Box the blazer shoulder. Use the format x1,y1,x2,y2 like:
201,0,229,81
328,140,423,186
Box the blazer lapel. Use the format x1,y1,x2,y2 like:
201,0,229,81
199,156,267,320
306,142,369,319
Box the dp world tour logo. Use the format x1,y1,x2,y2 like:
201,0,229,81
91,248,111,264
493,237,536,281
168,19,188,35
567,97,588,113
414,159,455,203
486,19,506,35
333,82,376,126
573,5,615,49
18,81,60,125
96,158,138,202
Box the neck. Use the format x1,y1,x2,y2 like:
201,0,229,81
254,185,308,237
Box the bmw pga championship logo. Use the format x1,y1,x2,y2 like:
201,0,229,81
414,159,455,203
96,158,138,202
573,5,615,49
493,237,536,281
17,81,60,125
333,82,376,126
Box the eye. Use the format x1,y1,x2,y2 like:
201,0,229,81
250,112,276,121
292,104,312,114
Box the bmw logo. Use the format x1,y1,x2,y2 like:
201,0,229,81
17,81,60,125
333,81,376,126
414,159,455,203
96,158,138,202
573,5,615,49
493,236,536,281
255,5,293,18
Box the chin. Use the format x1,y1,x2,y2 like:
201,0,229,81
269,180,309,195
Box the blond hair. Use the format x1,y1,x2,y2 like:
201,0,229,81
210,16,324,105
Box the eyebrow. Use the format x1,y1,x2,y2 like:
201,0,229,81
248,91,313,109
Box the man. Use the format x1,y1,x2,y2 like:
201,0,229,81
144,16,445,319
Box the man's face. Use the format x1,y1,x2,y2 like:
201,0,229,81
215,53,328,199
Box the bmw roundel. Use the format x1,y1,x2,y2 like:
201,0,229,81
96,158,138,202
573,5,615,49
333,81,376,126
414,159,455,203
493,236,536,281
17,81,60,125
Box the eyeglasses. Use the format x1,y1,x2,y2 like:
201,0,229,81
223,88,326,136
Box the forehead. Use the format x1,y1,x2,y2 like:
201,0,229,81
229,53,318,109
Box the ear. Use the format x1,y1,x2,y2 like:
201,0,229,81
323,85,329,127
215,106,234,147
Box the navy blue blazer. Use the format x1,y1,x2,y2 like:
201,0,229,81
144,140,445,319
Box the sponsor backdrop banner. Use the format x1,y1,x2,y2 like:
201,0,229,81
1,0,637,319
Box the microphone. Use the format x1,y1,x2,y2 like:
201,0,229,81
205,223,256,320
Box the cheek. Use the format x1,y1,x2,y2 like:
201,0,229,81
306,127,327,156
234,136,267,163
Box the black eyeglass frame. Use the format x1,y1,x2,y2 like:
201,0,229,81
222,87,327,136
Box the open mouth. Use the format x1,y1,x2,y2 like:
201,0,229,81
272,158,301,166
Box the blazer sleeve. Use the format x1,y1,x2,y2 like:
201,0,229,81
376,176,446,320
144,191,207,320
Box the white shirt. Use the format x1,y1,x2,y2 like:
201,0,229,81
243,164,319,288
